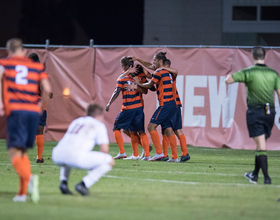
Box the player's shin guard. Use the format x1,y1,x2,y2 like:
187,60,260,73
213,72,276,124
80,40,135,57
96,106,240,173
114,130,125,154
150,130,162,154
168,135,178,159
178,134,188,156
256,151,269,178
140,133,150,157
36,134,45,160
253,154,260,176
131,134,139,157
162,135,169,157
83,164,112,188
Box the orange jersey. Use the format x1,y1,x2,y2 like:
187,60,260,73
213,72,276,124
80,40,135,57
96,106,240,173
172,78,182,107
151,69,175,106
0,56,48,115
116,74,146,111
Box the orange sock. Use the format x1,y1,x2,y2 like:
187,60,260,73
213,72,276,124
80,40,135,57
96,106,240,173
178,134,188,156
36,134,45,160
18,177,24,195
140,133,150,157
131,134,139,157
150,130,162,154
168,135,178,159
162,134,169,157
114,130,125,154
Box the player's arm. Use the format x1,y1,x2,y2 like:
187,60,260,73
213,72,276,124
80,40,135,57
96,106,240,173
134,77,155,89
125,84,148,94
106,87,121,112
143,67,153,79
128,56,155,71
100,143,109,154
225,74,235,84
0,69,4,116
161,66,178,79
40,78,52,111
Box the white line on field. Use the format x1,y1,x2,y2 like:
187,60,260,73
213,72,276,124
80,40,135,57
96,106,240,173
103,175,280,188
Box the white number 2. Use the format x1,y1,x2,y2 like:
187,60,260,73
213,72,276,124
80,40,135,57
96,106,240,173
15,65,28,85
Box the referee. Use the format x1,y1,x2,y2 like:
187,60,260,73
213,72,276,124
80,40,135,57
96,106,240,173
225,46,280,184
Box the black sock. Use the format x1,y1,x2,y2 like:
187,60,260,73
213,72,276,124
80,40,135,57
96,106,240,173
252,154,260,176
81,181,87,188
62,180,68,185
256,151,269,178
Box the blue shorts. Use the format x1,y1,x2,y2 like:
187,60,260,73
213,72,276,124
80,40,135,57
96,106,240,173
162,106,182,131
150,100,176,127
39,110,47,126
246,107,275,139
114,107,145,132
7,111,40,150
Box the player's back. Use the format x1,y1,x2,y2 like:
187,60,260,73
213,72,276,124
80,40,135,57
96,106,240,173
55,116,108,152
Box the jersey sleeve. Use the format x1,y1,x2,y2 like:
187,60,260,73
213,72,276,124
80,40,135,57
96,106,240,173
116,78,125,89
232,69,247,83
96,123,109,145
275,74,280,90
38,64,48,80
151,70,161,84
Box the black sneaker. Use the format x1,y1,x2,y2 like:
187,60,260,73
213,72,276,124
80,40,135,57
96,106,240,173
244,172,258,184
75,182,89,196
36,158,44,163
180,154,190,162
59,182,73,195
160,155,169,161
264,177,271,185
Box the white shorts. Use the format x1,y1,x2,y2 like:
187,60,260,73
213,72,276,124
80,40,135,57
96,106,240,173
52,148,112,170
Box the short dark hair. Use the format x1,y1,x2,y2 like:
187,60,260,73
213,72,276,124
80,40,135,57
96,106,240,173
155,52,167,63
28,53,40,63
86,103,104,117
6,38,23,53
165,59,171,67
120,56,133,67
252,46,266,60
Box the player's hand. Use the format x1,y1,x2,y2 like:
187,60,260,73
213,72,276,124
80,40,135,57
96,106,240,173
133,77,141,85
105,104,110,112
125,83,137,90
127,56,137,61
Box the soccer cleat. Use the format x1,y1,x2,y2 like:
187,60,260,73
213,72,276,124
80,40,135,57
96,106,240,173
75,182,89,196
140,149,145,160
244,172,258,184
160,155,169,161
59,182,73,195
141,156,151,161
264,177,271,185
36,158,44,163
167,158,179,162
123,155,140,160
30,175,40,203
180,154,190,162
13,195,26,202
114,153,127,159
148,153,164,161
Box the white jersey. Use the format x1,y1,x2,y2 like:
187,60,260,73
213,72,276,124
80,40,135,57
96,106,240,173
54,116,109,152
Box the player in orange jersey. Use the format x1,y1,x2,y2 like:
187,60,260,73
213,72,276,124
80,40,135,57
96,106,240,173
106,57,151,160
28,53,53,163
0,38,51,203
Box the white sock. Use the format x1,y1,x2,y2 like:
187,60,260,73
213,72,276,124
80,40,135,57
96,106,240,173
83,164,112,188
59,166,71,182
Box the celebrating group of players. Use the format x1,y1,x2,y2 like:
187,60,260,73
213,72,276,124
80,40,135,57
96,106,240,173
106,52,190,162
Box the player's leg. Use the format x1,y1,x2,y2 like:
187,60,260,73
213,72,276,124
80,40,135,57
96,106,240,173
161,129,170,160
59,166,73,195
125,131,140,159
165,127,179,162
75,152,114,196
36,110,47,163
174,130,190,162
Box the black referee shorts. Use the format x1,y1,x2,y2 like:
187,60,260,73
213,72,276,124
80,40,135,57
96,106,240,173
246,107,275,139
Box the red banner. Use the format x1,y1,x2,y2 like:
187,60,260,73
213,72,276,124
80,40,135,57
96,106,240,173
0,47,280,150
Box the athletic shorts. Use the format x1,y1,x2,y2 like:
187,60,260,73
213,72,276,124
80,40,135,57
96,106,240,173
114,107,145,132
7,111,40,149
246,107,275,139
162,106,182,131
39,110,47,126
150,100,176,127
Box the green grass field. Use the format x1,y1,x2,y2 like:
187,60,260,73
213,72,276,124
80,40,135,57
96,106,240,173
0,139,280,220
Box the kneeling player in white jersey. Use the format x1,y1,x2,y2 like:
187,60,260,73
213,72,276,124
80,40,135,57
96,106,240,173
52,103,115,196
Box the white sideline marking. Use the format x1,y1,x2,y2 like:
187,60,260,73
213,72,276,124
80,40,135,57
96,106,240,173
104,175,280,188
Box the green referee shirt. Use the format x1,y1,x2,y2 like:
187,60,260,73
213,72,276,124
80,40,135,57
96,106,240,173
232,64,280,108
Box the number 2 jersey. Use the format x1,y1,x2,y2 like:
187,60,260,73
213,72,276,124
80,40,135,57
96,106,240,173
54,116,109,152
0,56,48,116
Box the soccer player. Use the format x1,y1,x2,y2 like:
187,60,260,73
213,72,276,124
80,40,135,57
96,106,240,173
0,38,51,202
28,53,53,163
132,52,177,161
225,46,280,184
52,103,114,196
106,57,151,160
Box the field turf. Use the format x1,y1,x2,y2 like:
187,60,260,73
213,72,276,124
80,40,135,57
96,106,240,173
0,139,280,220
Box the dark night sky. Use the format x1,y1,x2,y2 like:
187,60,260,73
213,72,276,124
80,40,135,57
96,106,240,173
0,0,144,46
